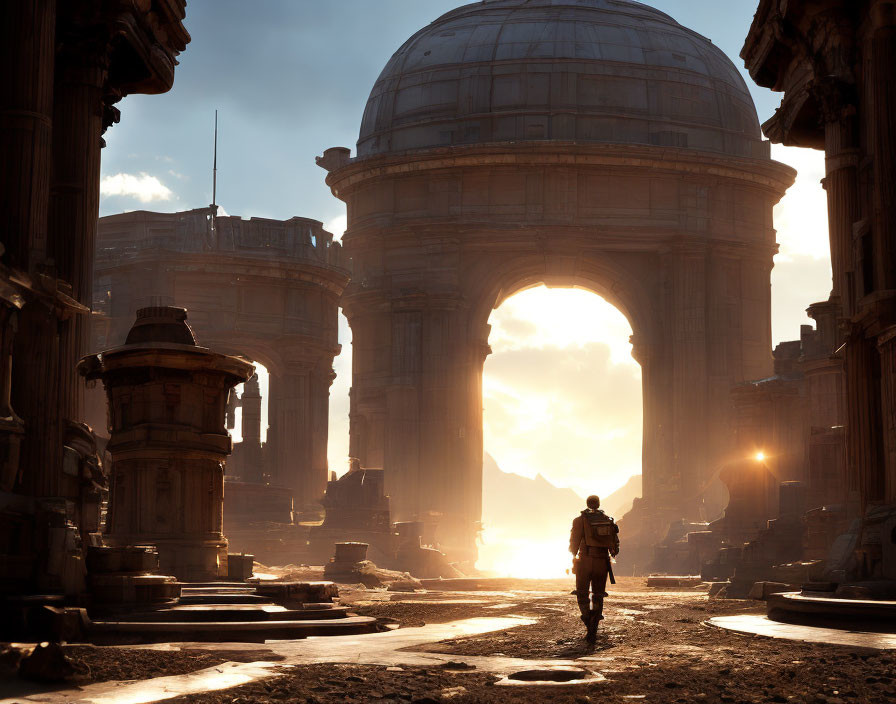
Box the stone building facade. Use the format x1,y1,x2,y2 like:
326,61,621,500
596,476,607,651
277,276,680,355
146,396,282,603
90,208,350,510
744,0,896,579
0,1,189,595
322,0,795,558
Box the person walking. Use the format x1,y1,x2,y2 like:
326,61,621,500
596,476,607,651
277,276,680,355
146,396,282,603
569,495,619,643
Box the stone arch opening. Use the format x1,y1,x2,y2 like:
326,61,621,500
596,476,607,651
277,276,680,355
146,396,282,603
325,0,796,562
478,285,643,577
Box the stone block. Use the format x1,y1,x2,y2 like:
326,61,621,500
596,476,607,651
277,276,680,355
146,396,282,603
227,553,254,581
253,581,338,604
748,581,793,600
87,545,159,574
89,574,180,605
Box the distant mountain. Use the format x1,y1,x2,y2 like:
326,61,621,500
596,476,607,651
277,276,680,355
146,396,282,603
481,453,641,529
601,474,642,520
482,453,586,531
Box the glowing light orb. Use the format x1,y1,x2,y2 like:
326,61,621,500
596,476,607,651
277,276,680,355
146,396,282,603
755,451,766,462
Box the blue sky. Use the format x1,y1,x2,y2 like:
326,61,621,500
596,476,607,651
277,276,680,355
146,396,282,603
100,0,782,224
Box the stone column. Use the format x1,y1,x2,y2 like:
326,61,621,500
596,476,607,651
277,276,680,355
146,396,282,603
845,327,886,507
869,2,896,293
0,297,25,493
241,374,262,445
268,360,330,511
48,36,111,428
383,301,424,526
0,0,55,270
669,243,709,516
238,374,264,483
813,78,859,312
2,0,60,499
631,337,660,508
869,4,896,505
878,327,896,503
417,297,476,557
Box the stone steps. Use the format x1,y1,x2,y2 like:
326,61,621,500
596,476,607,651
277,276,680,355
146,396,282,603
82,579,379,643
88,615,379,642
109,604,352,623
767,591,896,626
177,593,271,605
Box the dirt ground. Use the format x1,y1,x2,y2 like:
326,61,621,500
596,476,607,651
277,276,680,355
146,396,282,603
9,577,896,704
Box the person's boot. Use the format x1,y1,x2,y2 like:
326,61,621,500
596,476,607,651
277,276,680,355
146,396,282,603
585,611,598,643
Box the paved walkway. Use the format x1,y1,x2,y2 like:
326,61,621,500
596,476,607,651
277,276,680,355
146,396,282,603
3,616,570,704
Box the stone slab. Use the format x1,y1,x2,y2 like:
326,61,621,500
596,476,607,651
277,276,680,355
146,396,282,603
708,614,896,649
767,591,896,621
88,615,379,642
646,576,703,588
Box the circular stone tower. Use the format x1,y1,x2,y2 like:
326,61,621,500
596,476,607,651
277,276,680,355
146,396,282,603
321,0,795,559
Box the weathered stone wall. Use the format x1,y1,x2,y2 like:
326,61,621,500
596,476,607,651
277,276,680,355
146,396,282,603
91,209,350,510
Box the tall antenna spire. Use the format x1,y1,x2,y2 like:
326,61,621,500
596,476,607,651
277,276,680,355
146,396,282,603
212,109,218,213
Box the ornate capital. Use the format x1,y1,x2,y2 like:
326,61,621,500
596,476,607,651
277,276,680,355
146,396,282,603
808,76,857,125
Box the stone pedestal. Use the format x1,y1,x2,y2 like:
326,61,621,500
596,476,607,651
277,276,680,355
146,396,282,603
79,307,253,582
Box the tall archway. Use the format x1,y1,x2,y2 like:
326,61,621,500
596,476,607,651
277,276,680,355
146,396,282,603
478,286,642,577
323,0,795,558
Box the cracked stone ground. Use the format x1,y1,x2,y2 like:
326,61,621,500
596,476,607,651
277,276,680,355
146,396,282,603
6,577,895,704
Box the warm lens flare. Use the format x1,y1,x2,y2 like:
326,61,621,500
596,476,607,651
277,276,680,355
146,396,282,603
755,451,766,462
477,531,573,578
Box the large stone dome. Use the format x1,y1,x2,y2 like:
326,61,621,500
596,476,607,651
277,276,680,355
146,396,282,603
358,0,764,159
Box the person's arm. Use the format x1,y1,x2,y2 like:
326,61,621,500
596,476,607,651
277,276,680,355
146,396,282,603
569,516,583,555
612,523,620,557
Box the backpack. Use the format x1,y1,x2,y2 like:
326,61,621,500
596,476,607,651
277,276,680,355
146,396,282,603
582,509,617,549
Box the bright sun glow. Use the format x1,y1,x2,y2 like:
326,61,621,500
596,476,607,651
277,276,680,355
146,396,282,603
478,529,573,579
755,452,766,462
477,286,641,578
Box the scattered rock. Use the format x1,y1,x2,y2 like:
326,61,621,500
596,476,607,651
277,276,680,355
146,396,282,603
387,580,423,592
508,667,588,682
438,661,476,670
0,645,24,677
18,643,77,682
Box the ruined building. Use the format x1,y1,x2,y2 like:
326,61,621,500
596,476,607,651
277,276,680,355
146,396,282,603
90,209,349,512
0,0,189,596
319,0,795,561
740,0,896,587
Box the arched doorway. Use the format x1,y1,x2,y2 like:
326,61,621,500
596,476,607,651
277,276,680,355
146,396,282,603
323,0,795,559
478,286,642,577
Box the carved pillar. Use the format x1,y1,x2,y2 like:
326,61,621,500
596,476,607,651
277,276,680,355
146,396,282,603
48,36,111,428
414,296,476,556
631,337,658,506
845,326,886,507
241,374,262,445
237,374,264,483
0,296,25,493
879,327,896,503
268,360,330,510
669,243,709,516
383,302,423,525
814,78,859,311
0,0,55,270
1,0,62,499
869,2,896,292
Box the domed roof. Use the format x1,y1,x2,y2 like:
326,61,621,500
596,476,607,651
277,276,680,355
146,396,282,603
358,0,764,159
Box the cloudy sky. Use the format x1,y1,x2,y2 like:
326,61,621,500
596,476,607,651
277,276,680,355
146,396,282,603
101,0,833,504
